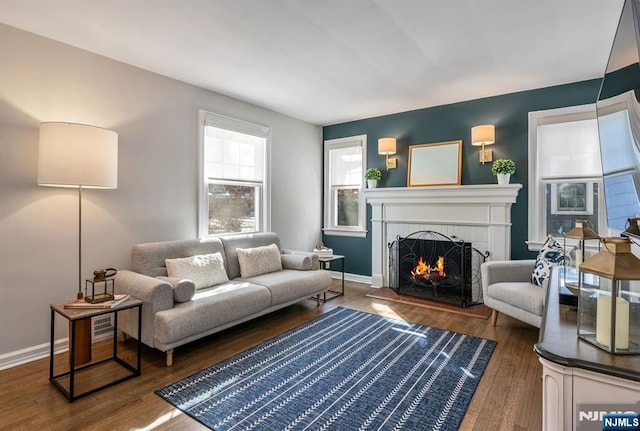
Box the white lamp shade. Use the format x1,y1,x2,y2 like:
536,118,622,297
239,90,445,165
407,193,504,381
471,125,495,146
38,122,118,188
378,137,397,155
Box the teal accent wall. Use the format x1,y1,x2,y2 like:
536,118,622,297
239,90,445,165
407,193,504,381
322,79,601,276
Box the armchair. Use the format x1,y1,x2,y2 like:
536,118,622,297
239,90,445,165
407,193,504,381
480,260,546,328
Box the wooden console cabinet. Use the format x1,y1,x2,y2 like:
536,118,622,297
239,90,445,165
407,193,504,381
534,268,640,430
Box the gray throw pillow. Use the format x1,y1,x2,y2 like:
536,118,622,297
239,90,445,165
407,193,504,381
281,254,312,271
156,276,196,302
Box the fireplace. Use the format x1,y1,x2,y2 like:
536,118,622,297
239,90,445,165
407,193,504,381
389,231,488,307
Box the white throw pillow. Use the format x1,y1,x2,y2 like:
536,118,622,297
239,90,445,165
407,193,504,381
237,243,283,278
165,252,229,290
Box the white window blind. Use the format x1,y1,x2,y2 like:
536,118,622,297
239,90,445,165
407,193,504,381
205,127,265,182
537,119,602,180
598,109,638,174
330,145,362,187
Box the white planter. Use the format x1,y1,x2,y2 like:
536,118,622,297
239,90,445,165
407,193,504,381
367,180,378,189
497,173,511,185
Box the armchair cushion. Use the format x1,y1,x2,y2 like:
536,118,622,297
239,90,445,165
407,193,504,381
531,236,564,288
487,282,545,317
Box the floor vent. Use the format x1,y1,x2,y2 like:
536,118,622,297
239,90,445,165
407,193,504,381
92,315,114,340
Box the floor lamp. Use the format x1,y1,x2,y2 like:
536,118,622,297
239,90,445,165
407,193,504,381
38,122,118,364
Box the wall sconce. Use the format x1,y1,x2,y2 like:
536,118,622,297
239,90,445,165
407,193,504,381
378,137,397,170
471,124,495,164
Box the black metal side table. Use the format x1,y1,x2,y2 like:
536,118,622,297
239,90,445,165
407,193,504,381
49,298,142,402
319,254,345,302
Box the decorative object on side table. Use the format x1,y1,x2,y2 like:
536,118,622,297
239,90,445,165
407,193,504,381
313,242,333,258
562,220,600,294
577,237,640,354
64,293,130,309
365,167,381,188
85,268,117,303
491,158,515,185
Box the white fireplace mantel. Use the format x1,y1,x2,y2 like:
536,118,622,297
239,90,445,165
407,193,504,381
364,184,522,287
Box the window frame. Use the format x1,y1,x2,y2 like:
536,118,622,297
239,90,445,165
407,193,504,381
323,134,367,238
527,104,606,251
198,110,271,238
550,182,594,215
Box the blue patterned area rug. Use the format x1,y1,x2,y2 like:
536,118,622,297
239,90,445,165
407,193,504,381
156,307,496,430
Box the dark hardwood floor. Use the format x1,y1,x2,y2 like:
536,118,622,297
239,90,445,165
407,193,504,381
0,280,542,430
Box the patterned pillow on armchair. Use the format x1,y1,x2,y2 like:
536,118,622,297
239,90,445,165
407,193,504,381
531,236,564,287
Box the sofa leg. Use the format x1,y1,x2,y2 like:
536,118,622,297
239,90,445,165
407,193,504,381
166,349,174,367
316,294,321,306
491,310,499,327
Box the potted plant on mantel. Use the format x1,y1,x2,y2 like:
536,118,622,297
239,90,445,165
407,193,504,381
491,159,516,185
365,168,382,188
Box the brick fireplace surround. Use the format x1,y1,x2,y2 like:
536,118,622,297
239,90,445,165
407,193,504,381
364,184,522,288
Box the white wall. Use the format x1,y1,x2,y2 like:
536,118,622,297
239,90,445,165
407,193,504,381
0,23,323,366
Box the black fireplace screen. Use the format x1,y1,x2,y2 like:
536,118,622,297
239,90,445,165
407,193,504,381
388,231,488,307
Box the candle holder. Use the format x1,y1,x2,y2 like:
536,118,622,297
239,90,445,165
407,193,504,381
577,237,640,354
562,220,600,294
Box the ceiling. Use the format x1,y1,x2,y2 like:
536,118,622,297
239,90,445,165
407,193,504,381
0,0,626,125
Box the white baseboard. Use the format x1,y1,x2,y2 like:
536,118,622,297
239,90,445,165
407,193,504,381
0,321,115,371
0,339,67,371
1,274,373,371
329,271,372,285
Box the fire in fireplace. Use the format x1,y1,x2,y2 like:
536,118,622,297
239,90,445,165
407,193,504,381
411,256,445,279
389,231,488,307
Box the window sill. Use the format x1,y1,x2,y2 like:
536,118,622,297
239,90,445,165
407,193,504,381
526,240,545,252
323,228,367,238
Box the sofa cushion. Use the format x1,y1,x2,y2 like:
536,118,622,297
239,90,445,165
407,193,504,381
242,269,331,305
281,254,312,271
237,243,283,278
153,281,271,345
155,276,196,303
487,281,545,317
531,236,564,288
132,237,226,277
165,252,229,290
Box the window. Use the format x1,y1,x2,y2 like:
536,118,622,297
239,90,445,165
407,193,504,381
323,135,367,237
597,93,640,232
528,105,605,250
198,111,270,237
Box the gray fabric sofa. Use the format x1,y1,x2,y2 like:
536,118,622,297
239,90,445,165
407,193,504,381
480,259,546,328
115,232,331,366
